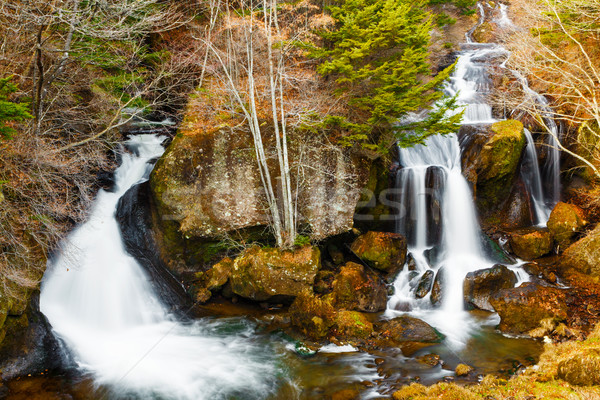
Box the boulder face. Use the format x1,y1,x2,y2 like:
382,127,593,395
489,282,568,334
149,122,370,267
474,120,526,212
289,291,336,340
331,262,388,312
509,228,553,260
334,311,374,340
376,316,443,344
561,225,600,277
547,202,587,249
229,246,321,301
463,264,518,311
350,231,407,274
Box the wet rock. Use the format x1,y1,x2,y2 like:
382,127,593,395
406,254,417,271
327,244,345,266
431,267,445,306
415,270,434,299
331,262,387,312
314,270,335,295
547,202,587,250
230,245,321,302
561,225,600,276
455,363,474,376
350,231,407,275
334,311,374,340
289,291,337,340
509,228,553,260
376,316,444,344
416,353,441,366
475,120,526,211
557,349,600,386
463,264,518,311
189,257,233,303
331,389,361,400
489,282,568,334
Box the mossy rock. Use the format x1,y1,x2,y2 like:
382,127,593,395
547,202,587,250
561,225,600,277
289,291,337,339
471,21,496,43
331,262,387,312
376,315,444,344
334,311,374,339
509,227,553,260
229,245,321,302
557,348,600,386
189,257,233,303
350,231,407,275
490,282,568,334
463,264,518,312
476,120,526,211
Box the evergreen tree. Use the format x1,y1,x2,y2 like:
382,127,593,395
0,76,31,139
312,0,462,150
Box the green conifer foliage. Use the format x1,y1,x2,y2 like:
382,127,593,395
0,76,31,139
312,0,463,150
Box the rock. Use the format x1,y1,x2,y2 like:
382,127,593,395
415,270,434,299
327,244,345,265
230,245,321,302
561,225,600,276
406,254,417,271
463,264,518,311
331,262,387,312
289,291,336,339
489,282,568,334
475,120,526,211
416,353,441,366
455,363,474,376
377,316,443,344
509,228,553,260
547,202,587,249
149,122,370,263
331,389,361,400
189,257,233,303
557,349,600,386
314,270,335,294
350,231,407,274
431,267,445,306
334,311,374,340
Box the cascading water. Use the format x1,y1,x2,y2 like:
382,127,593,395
386,3,544,347
40,135,282,400
522,128,551,225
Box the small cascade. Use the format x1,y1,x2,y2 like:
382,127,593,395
40,135,282,400
521,129,551,225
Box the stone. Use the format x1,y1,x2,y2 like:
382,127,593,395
455,363,474,376
229,245,321,301
376,316,444,344
289,291,337,340
561,225,600,276
313,270,335,295
350,231,407,274
334,311,374,340
331,262,388,312
557,349,600,386
509,228,553,260
475,120,526,211
547,202,587,250
416,353,441,366
327,244,345,265
489,282,568,334
463,264,518,311
189,257,233,303
415,270,434,299
430,267,445,306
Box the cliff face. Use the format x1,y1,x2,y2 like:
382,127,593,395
149,110,371,269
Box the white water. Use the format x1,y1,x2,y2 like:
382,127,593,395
40,135,280,400
386,2,554,348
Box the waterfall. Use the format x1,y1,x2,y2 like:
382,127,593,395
521,128,551,225
40,135,281,400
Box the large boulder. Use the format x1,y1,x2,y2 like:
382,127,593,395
350,231,407,275
490,282,568,334
509,228,553,260
376,316,443,344
229,245,321,301
463,264,518,311
557,349,600,386
334,311,374,340
474,120,526,211
561,225,600,277
331,262,388,312
149,116,370,268
289,291,337,339
547,202,587,250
